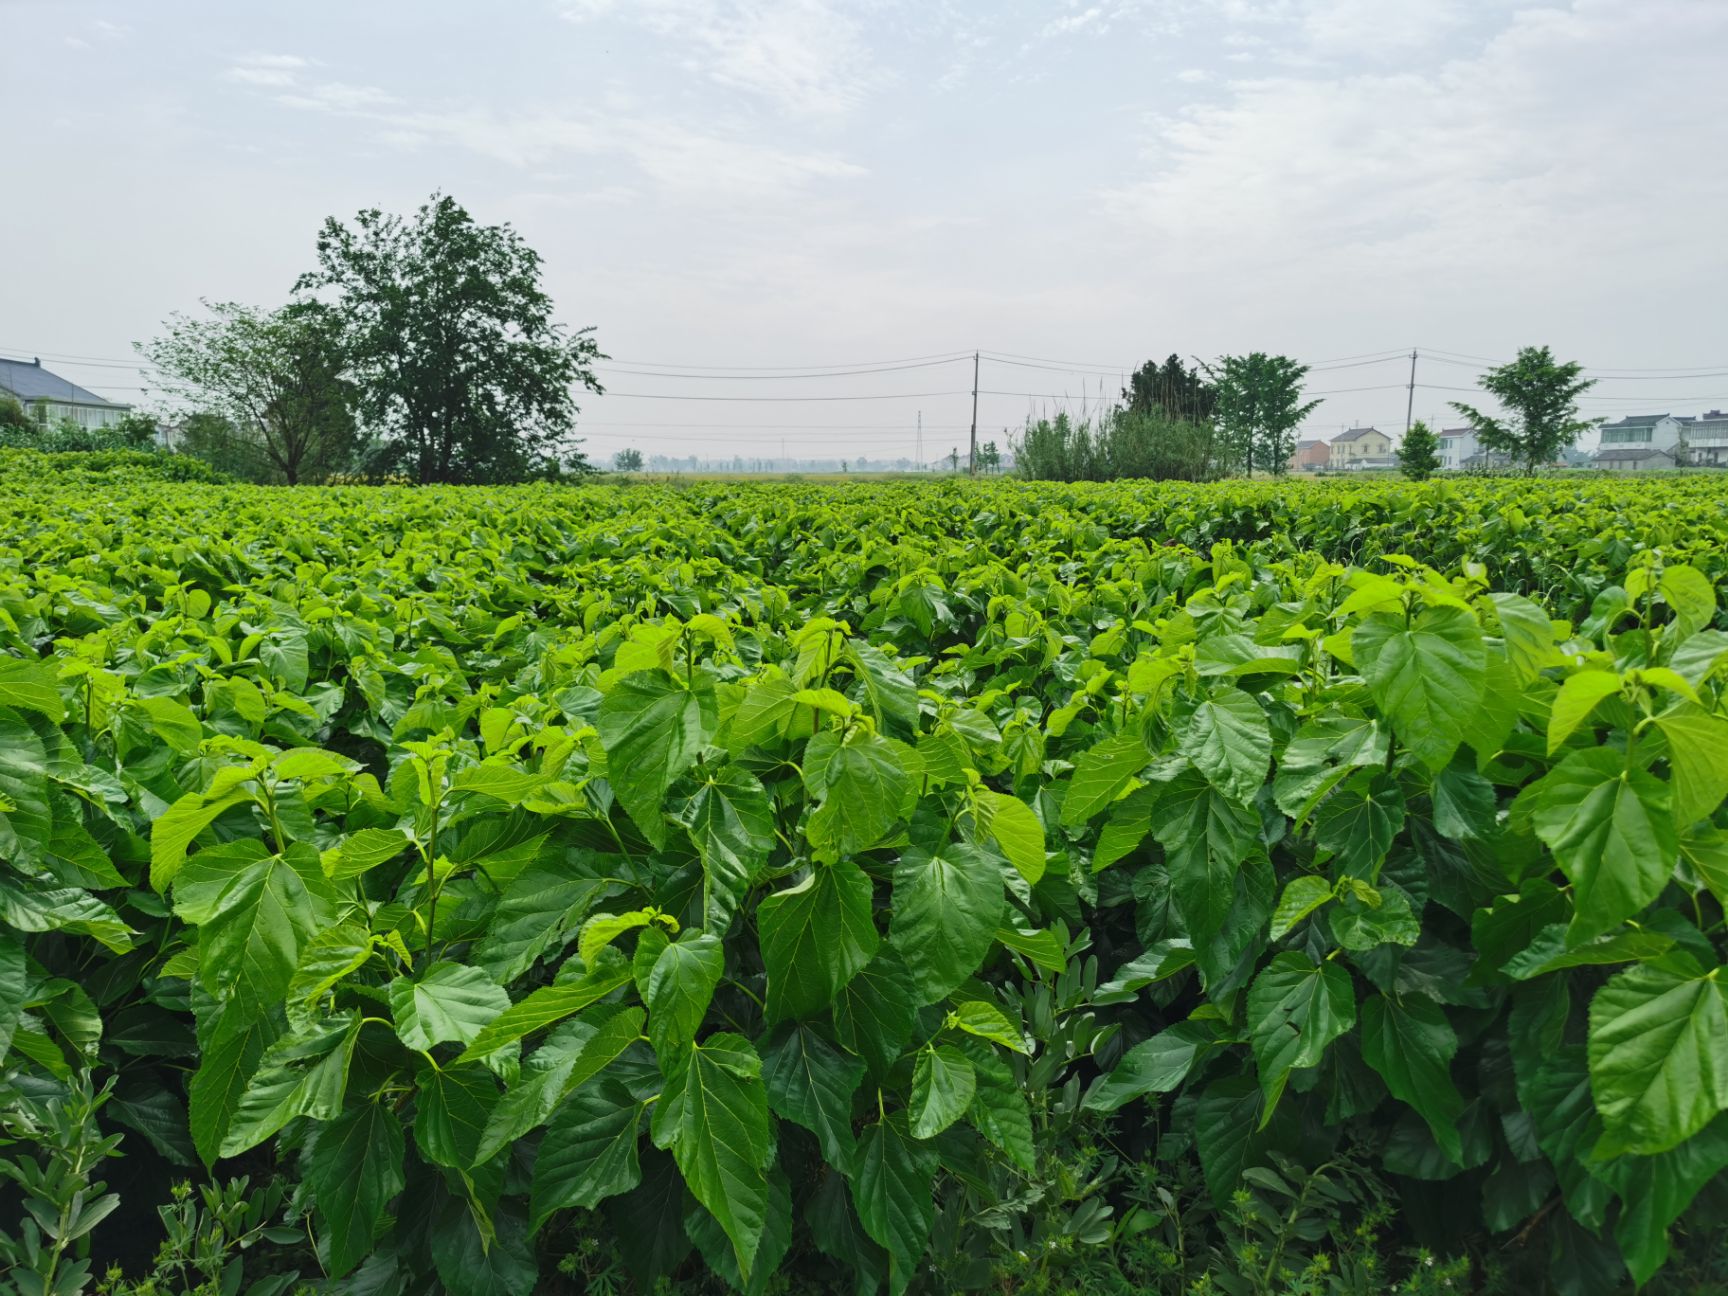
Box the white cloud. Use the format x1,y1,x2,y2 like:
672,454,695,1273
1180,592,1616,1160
562,0,882,116
1042,7,1106,37
277,82,399,111
226,53,315,88
1103,0,1728,293
227,66,299,87
241,53,312,70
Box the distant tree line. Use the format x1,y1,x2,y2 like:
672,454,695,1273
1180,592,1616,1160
1016,344,1599,483
1015,352,1317,482
135,192,604,485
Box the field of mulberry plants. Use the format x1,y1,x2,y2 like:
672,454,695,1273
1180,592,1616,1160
3,446,1728,1296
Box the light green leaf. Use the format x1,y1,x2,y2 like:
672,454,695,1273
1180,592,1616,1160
150,785,256,892
1179,689,1272,804
1547,670,1624,754
646,932,725,1062
974,790,1046,885
1653,702,1728,829
1588,960,1728,1157
321,827,410,882
676,764,773,927
947,1000,1028,1054
807,732,908,856
1269,875,1333,942
1059,731,1148,826
909,1044,976,1139
596,672,716,847
1528,747,1677,941
456,954,633,1063
389,962,510,1051
578,911,655,969
1353,606,1486,771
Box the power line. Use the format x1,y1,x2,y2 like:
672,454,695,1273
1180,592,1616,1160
598,390,970,402
595,356,970,380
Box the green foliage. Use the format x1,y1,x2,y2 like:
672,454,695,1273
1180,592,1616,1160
1,467,1727,1295
295,191,605,482
1016,408,1219,482
139,300,358,485
1123,353,1218,424
1212,352,1323,476
614,448,644,472
1397,420,1441,480
1452,344,1598,475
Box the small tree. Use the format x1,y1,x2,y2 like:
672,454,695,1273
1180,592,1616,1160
1450,346,1596,476
1397,421,1441,480
140,301,357,484
111,412,162,448
176,410,275,480
980,440,1002,473
1212,353,1321,476
297,192,605,483
0,393,31,432
613,448,643,472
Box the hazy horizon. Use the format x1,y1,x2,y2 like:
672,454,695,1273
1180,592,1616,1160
4,0,1725,462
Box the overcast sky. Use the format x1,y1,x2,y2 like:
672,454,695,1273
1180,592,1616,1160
3,0,1725,462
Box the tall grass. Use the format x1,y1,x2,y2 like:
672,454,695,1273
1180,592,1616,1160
1014,407,1221,482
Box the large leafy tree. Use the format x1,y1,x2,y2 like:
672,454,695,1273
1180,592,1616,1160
1397,420,1441,481
1450,345,1596,476
1211,353,1322,476
613,448,644,472
296,193,605,483
1123,354,1217,423
140,301,357,485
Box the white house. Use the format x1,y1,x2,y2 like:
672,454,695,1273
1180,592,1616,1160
1679,410,1728,467
1437,426,1479,471
1592,413,1687,467
0,356,132,429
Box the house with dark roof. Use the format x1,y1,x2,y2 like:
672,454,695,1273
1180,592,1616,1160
1288,439,1331,472
1593,412,1685,459
0,356,132,430
1593,445,1678,472
1327,426,1392,469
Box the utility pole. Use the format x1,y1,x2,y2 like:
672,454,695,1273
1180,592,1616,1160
1405,349,1417,434
968,351,979,476
916,410,922,471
